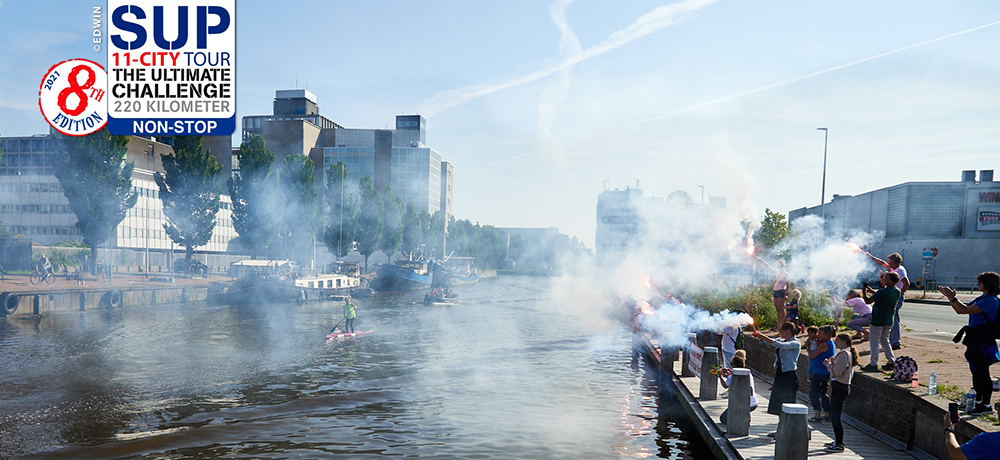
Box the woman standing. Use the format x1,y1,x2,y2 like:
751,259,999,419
772,260,790,328
808,325,835,423
823,333,859,452
753,322,801,417
938,272,1000,415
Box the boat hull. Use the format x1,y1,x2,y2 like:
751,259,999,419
372,264,433,291
432,266,480,286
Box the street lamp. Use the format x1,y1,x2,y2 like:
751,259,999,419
817,127,828,220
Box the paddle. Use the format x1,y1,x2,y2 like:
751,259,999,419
329,317,346,334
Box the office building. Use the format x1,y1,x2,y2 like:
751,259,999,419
242,91,452,217
788,169,1000,287
0,132,241,267
595,184,726,264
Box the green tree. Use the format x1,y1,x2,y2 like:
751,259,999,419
754,208,790,254
53,129,137,273
228,134,279,259
154,136,222,265
323,162,359,257
278,153,319,264
378,188,403,262
355,175,383,270
399,203,421,257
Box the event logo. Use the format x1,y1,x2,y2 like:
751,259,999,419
38,59,109,137
107,1,236,136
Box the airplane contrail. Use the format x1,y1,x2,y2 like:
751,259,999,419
469,19,1000,173
421,0,717,116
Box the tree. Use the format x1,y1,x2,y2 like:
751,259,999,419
154,136,222,265
228,134,279,259
278,153,319,264
754,208,790,254
378,188,403,262
53,128,137,273
355,175,383,270
323,162,359,257
399,203,421,257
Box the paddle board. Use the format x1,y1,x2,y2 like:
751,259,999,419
326,330,373,340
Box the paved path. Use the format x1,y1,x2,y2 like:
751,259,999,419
675,360,919,459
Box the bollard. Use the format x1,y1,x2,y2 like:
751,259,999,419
774,403,809,460
700,346,719,400
658,346,678,396
681,333,697,377
726,368,752,437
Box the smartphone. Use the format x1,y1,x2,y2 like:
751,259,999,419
949,403,960,424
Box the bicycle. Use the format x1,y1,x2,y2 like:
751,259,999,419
30,265,56,285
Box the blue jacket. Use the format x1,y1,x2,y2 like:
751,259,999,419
769,337,801,373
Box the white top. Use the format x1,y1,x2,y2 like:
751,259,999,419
846,297,871,316
892,265,908,290
721,326,739,354
725,370,758,408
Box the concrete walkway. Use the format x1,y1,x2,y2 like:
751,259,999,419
673,359,921,459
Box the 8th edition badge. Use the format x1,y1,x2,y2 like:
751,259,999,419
38,59,109,137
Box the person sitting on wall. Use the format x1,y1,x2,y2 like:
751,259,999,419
785,289,802,332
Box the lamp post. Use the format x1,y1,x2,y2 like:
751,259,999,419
817,128,828,220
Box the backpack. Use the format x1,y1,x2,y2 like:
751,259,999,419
891,356,918,383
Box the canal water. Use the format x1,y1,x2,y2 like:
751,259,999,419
0,276,712,459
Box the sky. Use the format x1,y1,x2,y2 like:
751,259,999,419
2,0,999,249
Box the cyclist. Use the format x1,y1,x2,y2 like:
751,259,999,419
40,254,53,277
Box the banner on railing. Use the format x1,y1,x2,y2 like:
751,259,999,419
688,343,703,376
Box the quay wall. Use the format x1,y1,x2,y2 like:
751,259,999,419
742,334,979,460
1,286,209,317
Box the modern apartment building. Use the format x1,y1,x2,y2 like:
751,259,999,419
0,132,240,266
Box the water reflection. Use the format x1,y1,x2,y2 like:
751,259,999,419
1,277,710,459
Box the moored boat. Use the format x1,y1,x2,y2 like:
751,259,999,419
211,260,364,305
371,260,433,292
432,257,481,286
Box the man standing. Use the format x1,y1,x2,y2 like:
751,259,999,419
343,296,358,333
861,271,901,372
868,252,909,350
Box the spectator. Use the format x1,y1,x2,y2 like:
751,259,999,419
718,350,757,425
804,326,819,376
868,252,909,349
772,260,790,328
834,289,871,341
860,271,900,372
939,272,1000,416
824,333,860,452
720,321,740,369
808,325,835,423
785,289,801,331
753,322,801,417
943,413,1000,459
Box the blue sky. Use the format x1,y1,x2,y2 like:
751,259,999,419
2,1,999,247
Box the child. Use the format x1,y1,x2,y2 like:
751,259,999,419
786,289,802,331
718,350,757,425
805,326,820,380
